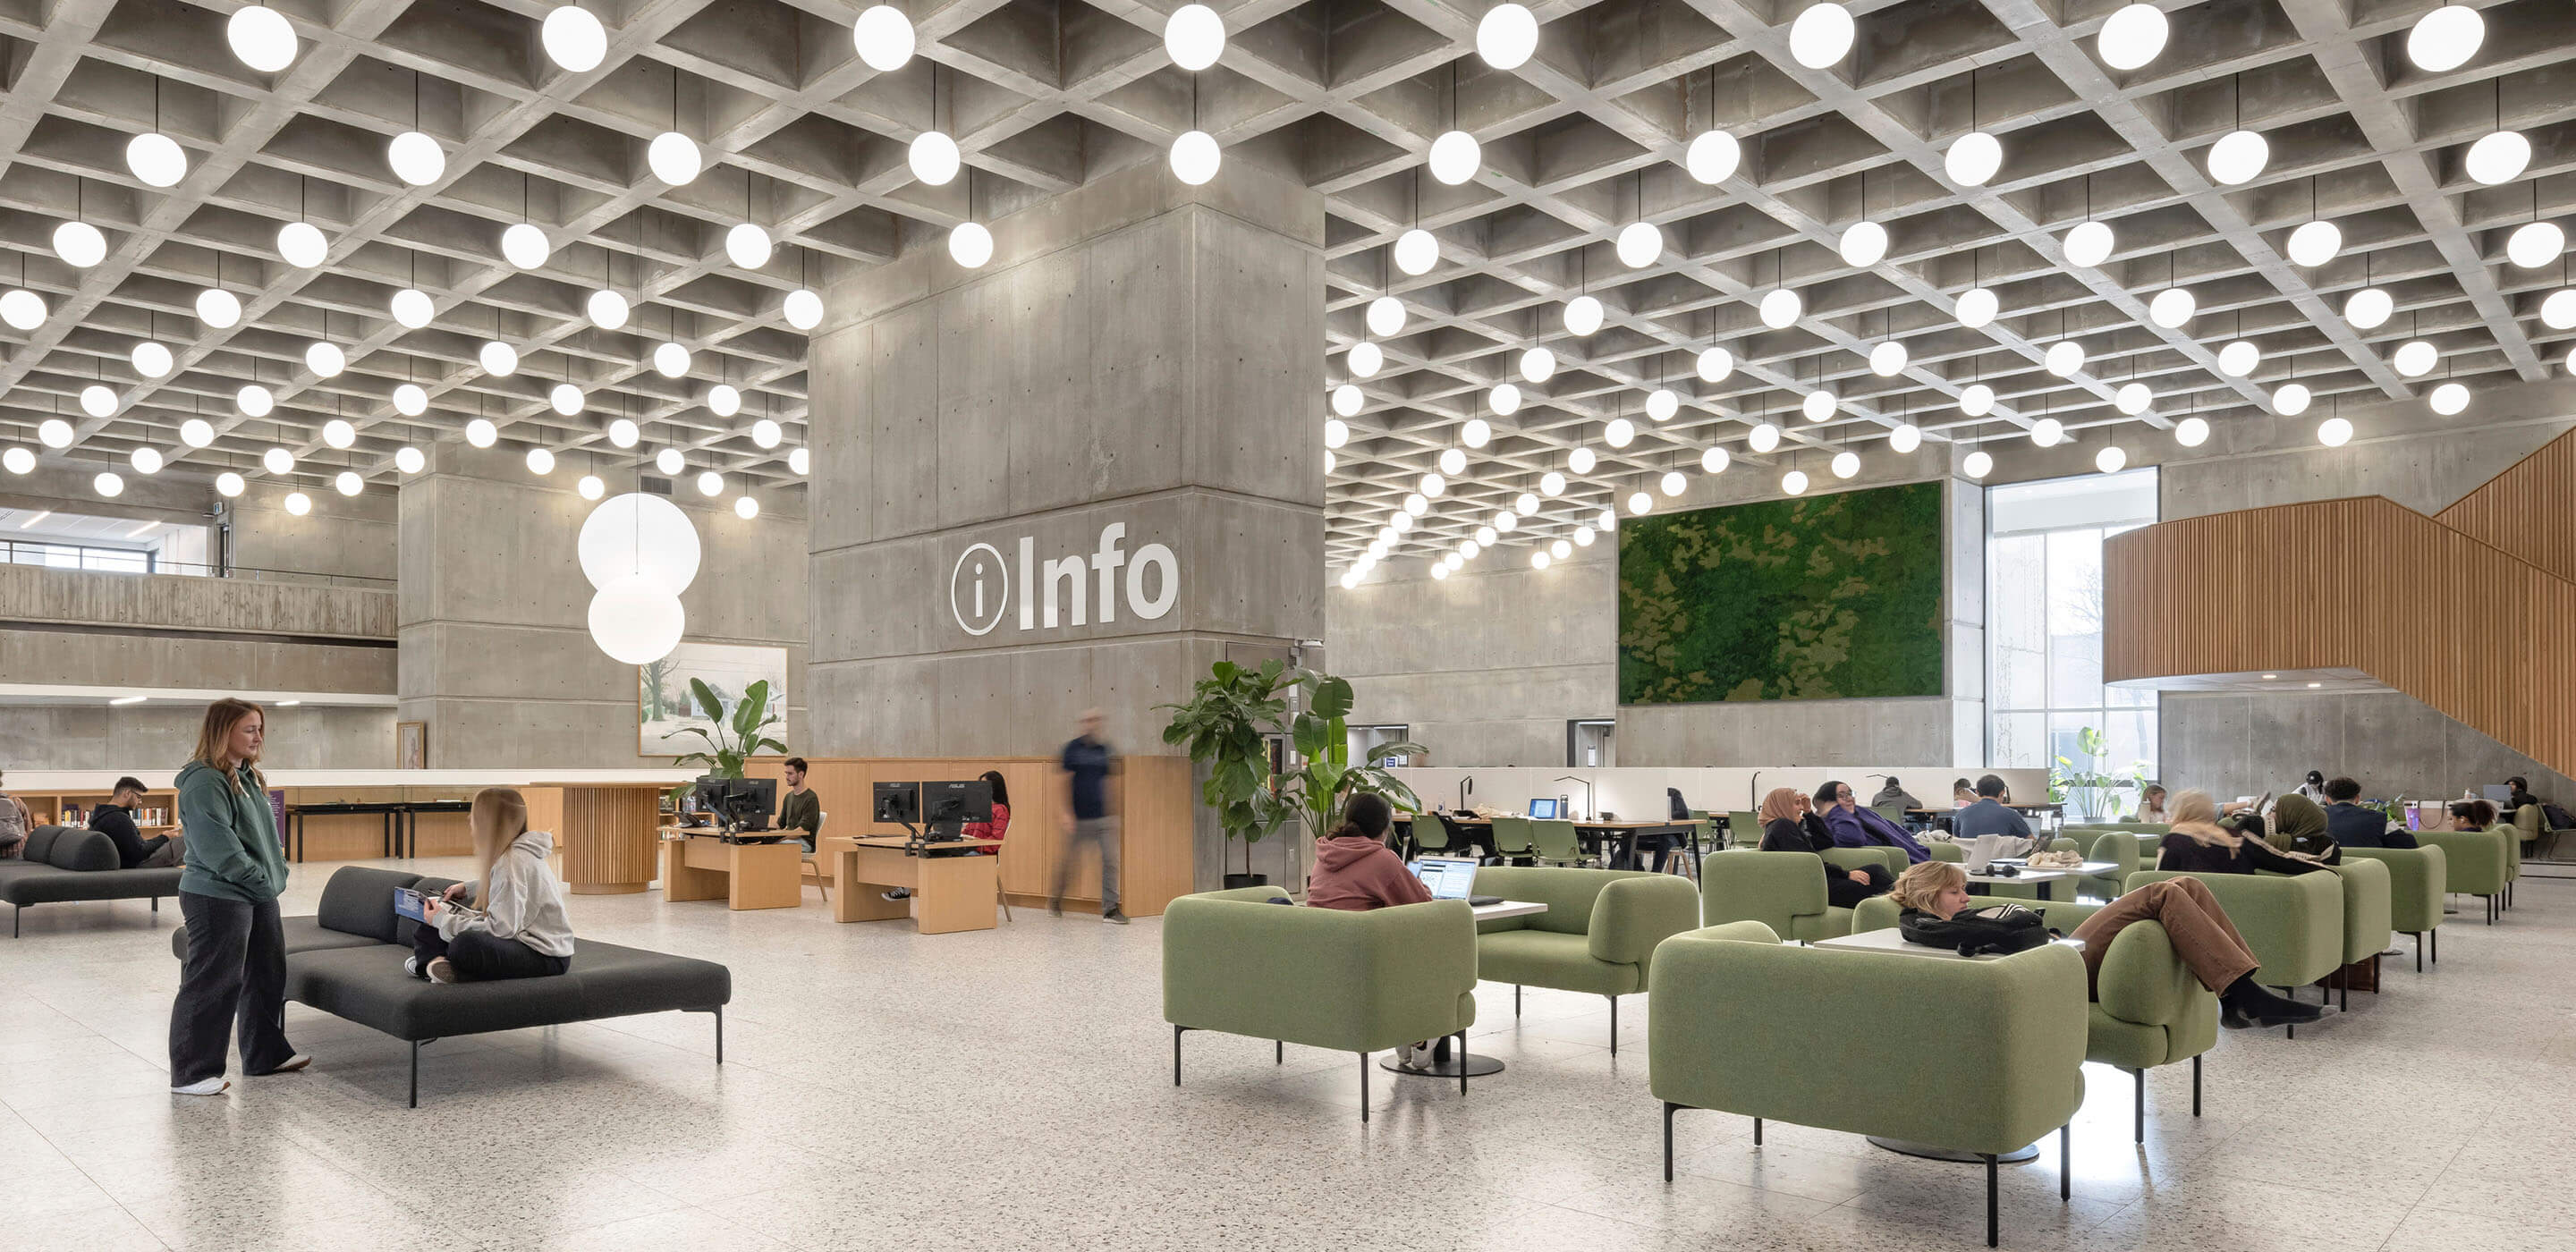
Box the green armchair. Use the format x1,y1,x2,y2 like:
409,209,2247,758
2331,858,2393,1010
1852,896,2216,1143
1700,850,1851,942
1649,921,2088,1247
1162,886,1478,1121
1822,845,1907,878
2126,869,2342,1035
2417,828,2507,925
2343,844,2446,969
2074,831,2148,901
1471,867,1701,1053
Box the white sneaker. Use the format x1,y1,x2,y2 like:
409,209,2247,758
171,1077,228,1096
404,956,421,979
425,958,457,985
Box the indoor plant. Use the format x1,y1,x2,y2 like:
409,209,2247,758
2049,725,2148,822
1158,659,1423,888
665,678,786,805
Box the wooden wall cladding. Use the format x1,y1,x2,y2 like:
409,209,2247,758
2436,427,2576,582
2106,495,2576,779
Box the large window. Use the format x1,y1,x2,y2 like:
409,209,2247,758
1987,470,2160,782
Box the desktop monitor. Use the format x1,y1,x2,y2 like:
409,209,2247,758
873,781,920,825
1527,798,1562,820
1407,857,1480,901
692,776,776,831
923,779,994,828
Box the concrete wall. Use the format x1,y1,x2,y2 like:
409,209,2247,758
0,563,393,639
0,702,393,772
225,481,399,586
2161,690,2572,804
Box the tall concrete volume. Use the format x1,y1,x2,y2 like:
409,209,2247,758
806,162,1326,888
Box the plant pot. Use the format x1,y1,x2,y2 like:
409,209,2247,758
1223,873,1270,890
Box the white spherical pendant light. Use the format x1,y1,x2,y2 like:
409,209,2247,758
0,289,45,330
1889,423,1924,454
578,474,605,501
1535,470,1561,495
1687,130,1741,183
386,131,445,186
783,288,823,331
501,223,551,270
2392,340,2437,377
1789,3,1854,69
852,5,916,72
127,132,187,188
79,385,115,418
1329,385,1361,418
588,572,685,664
1170,131,1220,185
2115,382,2153,415
335,470,364,496
1646,387,1680,421
608,418,640,448
2063,220,2114,267
1959,384,1995,417
2544,290,2576,330
94,471,124,497
1657,470,1684,496
321,418,356,449
389,287,434,329
1346,342,1383,378
131,341,173,378
1462,418,1493,448
587,289,630,330
654,342,691,377
1628,489,1655,513
1566,450,1597,478
1747,422,1781,453
2148,286,2196,328
948,222,993,268
2174,416,2209,447
1428,131,1481,185
1563,295,1603,336
37,418,73,447
706,384,742,418
1440,447,1468,476
465,419,497,448
1869,341,1908,376
1394,228,1438,275
261,445,293,473
1697,347,1734,383
1802,389,1835,422
216,470,244,495
2045,339,2085,376
789,447,809,475
726,222,775,269
1605,417,1635,447
1945,131,2002,187
1615,221,1662,268
394,384,429,417
655,447,684,475
305,341,344,378
2218,340,2260,376
196,287,241,329
395,446,426,475
1477,4,1539,70
131,447,162,474
1489,382,1521,415
1530,550,1550,570
2098,4,2168,72
2285,219,2341,267
1323,418,1349,449
2096,445,2128,474
478,340,518,376
1759,287,1801,328
1838,220,1887,266
2207,130,2268,185
179,418,215,447
1507,492,1531,516
1962,451,1993,479
551,384,585,417
2317,417,2353,447
1521,347,1556,383
733,495,760,520
648,131,701,185
2271,383,2311,416
2408,5,2483,73
2430,382,2470,416
1702,445,1732,472
2343,286,2394,328
526,447,555,476
2031,417,2063,447
236,385,274,417
275,221,326,268
53,221,106,268
908,131,961,186
696,470,724,497
0,448,27,475
1165,4,1224,71
1954,287,1998,329
542,6,608,72
750,418,783,449
2505,221,2562,269
226,5,298,72
1830,450,1860,479
1779,470,1808,496
2466,131,2529,186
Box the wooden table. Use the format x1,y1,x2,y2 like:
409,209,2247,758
825,835,1004,934
659,830,804,910
1399,815,1704,877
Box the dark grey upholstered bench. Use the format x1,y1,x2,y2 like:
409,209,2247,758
172,865,732,1105
2,826,183,935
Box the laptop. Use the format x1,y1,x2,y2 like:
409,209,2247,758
1409,856,1502,907
1528,798,1561,820
2483,784,2514,804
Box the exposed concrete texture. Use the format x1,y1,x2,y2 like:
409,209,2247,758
2161,690,2572,804
0,564,394,639
1617,697,1965,768
398,446,808,770
0,626,394,695
225,481,399,586
0,702,393,772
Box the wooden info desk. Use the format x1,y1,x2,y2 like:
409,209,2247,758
819,835,1002,934
659,830,804,910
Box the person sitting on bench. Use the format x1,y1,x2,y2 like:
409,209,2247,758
94,776,178,868
408,788,574,984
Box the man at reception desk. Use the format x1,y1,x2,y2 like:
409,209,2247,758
777,757,822,851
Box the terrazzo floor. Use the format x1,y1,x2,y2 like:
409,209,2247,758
3,859,2571,1252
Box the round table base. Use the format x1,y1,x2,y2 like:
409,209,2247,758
1867,1136,2038,1163
1379,1053,1505,1078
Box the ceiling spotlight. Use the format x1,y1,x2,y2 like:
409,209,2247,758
1428,130,1481,185
1605,417,1636,447
2506,221,2563,269
1830,451,1860,479
1569,447,1597,473
54,221,106,268
1802,390,1835,422
2031,417,2063,447
1616,221,1663,268
131,447,163,474
1959,384,1995,417
1330,385,1362,417
2408,5,2483,73
2148,287,2196,328
1165,4,1224,71
1759,287,1801,328
79,385,116,418
1945,131,2002,187
1463,418,1493,448
1394,228,1438,275
94,471,124,498
2098,4,2168,71
1347,343,1383,378
2343,286,2394,328
1869,341,1908,376
389,287,435,329
38,418,74,447
1521,347,1557,383
2317,417,2353,447
2174,416,2209,447
321,418,357,449
2207,130,2268,185
216,470,244,496
2045,340,2085,376
1563,295,1604,336
2271,383,2312,416
656,447,684,475
2466,131,2529,186
1687,129,1741,183
552,384,586,417
501,223,551,270
1440,447,1468,476
335,470,364,496
0,289,45,330
1954,287,1998,329
1839,220,1888,267
465,419,497,448
542,6,608,72
479,340,519,376
179,418,215,448
305,342,345,378
1646,387,1679,421
750,418,783,449
396,446,426,474
1697,347,1733,383
127,132,187,188
226,5,298,72
783,289,824,331
2063,220,2114,267
2430,382,2470,416
1538,470,1563,495
2285,219,2341,267
654,342,691,377
1490,382,1522,415
1887,422,1924,455
2392,340,2437,377
1702,445,1731,472
131,341,174,378
527,447,555,476
1779,470,1808,496
579,474,606,501
728,222,776,269
1170,131,1221,185
1962,450,1993,478
275,221,327,267
237,385,275,417
387,131,445,186
2115,382,2153,415
262,445,294,473
852,4,915,72
648,131,701,184
1628,489,1655,514
2096,445,2128,474
609,418,640,448
1747,422,1781,453
2218,340,2260,376
1368,295,1408,337
394,384,429,417
284,490,310,516
588,289,631,330
1324,418,1350,449
1788,3,1855,69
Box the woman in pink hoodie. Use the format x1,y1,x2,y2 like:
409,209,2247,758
1306,792,1433,911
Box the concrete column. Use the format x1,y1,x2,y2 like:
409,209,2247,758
397,445,808,769
806,160,1326,887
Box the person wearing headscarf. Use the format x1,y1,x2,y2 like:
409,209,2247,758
1813,779,1932,864
2155,790,2337,876
2266,793,2344,860
1757,788,1891,907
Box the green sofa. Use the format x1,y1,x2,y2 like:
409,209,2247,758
1699,850,1852,942
1471,867,1701,1053
2330,857,2394,1009
2343,844,2446,969
1649,920,2087,1247
1822,845,1908,878
2126,869,2341,1035
2072,830,2149,901
2417,828,2508,925
1851,895,2216,1143
1162,887,1478,1121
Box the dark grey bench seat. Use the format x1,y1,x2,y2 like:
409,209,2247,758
4,827,182,935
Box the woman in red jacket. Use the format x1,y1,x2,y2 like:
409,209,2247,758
889,770,1011,902
1306,792,1432,911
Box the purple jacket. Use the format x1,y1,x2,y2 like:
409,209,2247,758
1822,804,1931,863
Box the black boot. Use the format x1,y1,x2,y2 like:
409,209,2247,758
2218,976,2323,1029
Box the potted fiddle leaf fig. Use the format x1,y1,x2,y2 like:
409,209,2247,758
1159,658,1422,888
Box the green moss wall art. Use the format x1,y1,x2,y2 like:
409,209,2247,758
1618,481,1945,705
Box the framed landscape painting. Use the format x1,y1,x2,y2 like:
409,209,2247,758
639,643,789,758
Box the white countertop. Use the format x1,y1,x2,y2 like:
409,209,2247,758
1815,928,2087,961
8,767,699,791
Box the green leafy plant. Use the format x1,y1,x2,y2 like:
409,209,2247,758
2050,726,2148,821
665,679,786,799
1158,659,1423,848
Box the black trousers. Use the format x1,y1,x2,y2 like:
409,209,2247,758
169,892,298,1085
411,922,571,980
1826,863,1895,909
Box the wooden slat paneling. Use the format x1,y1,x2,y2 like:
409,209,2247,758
2436,427,2576,582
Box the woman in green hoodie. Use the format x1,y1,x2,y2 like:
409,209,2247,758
167,698,307,1096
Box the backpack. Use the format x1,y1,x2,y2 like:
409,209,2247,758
0,792,26,856
1899,904,2054,958
2546,803,2575,832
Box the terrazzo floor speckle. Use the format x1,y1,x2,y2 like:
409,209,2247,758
4,861,2571,1251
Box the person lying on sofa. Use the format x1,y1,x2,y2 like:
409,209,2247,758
1756,787,1892,906
2157,791,2339,876
1886,860,2320,1030
1812,779,1931,864
408,787,574,985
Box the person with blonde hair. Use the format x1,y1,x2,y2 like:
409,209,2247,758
168,698,305,1096
408,787,574,984
1756,787,1891,906
2156,790,2337,876
1885,859,2320,1029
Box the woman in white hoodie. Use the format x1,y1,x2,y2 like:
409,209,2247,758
408,787,575,984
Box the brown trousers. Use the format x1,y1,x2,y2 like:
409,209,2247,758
2068,876,2260,998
